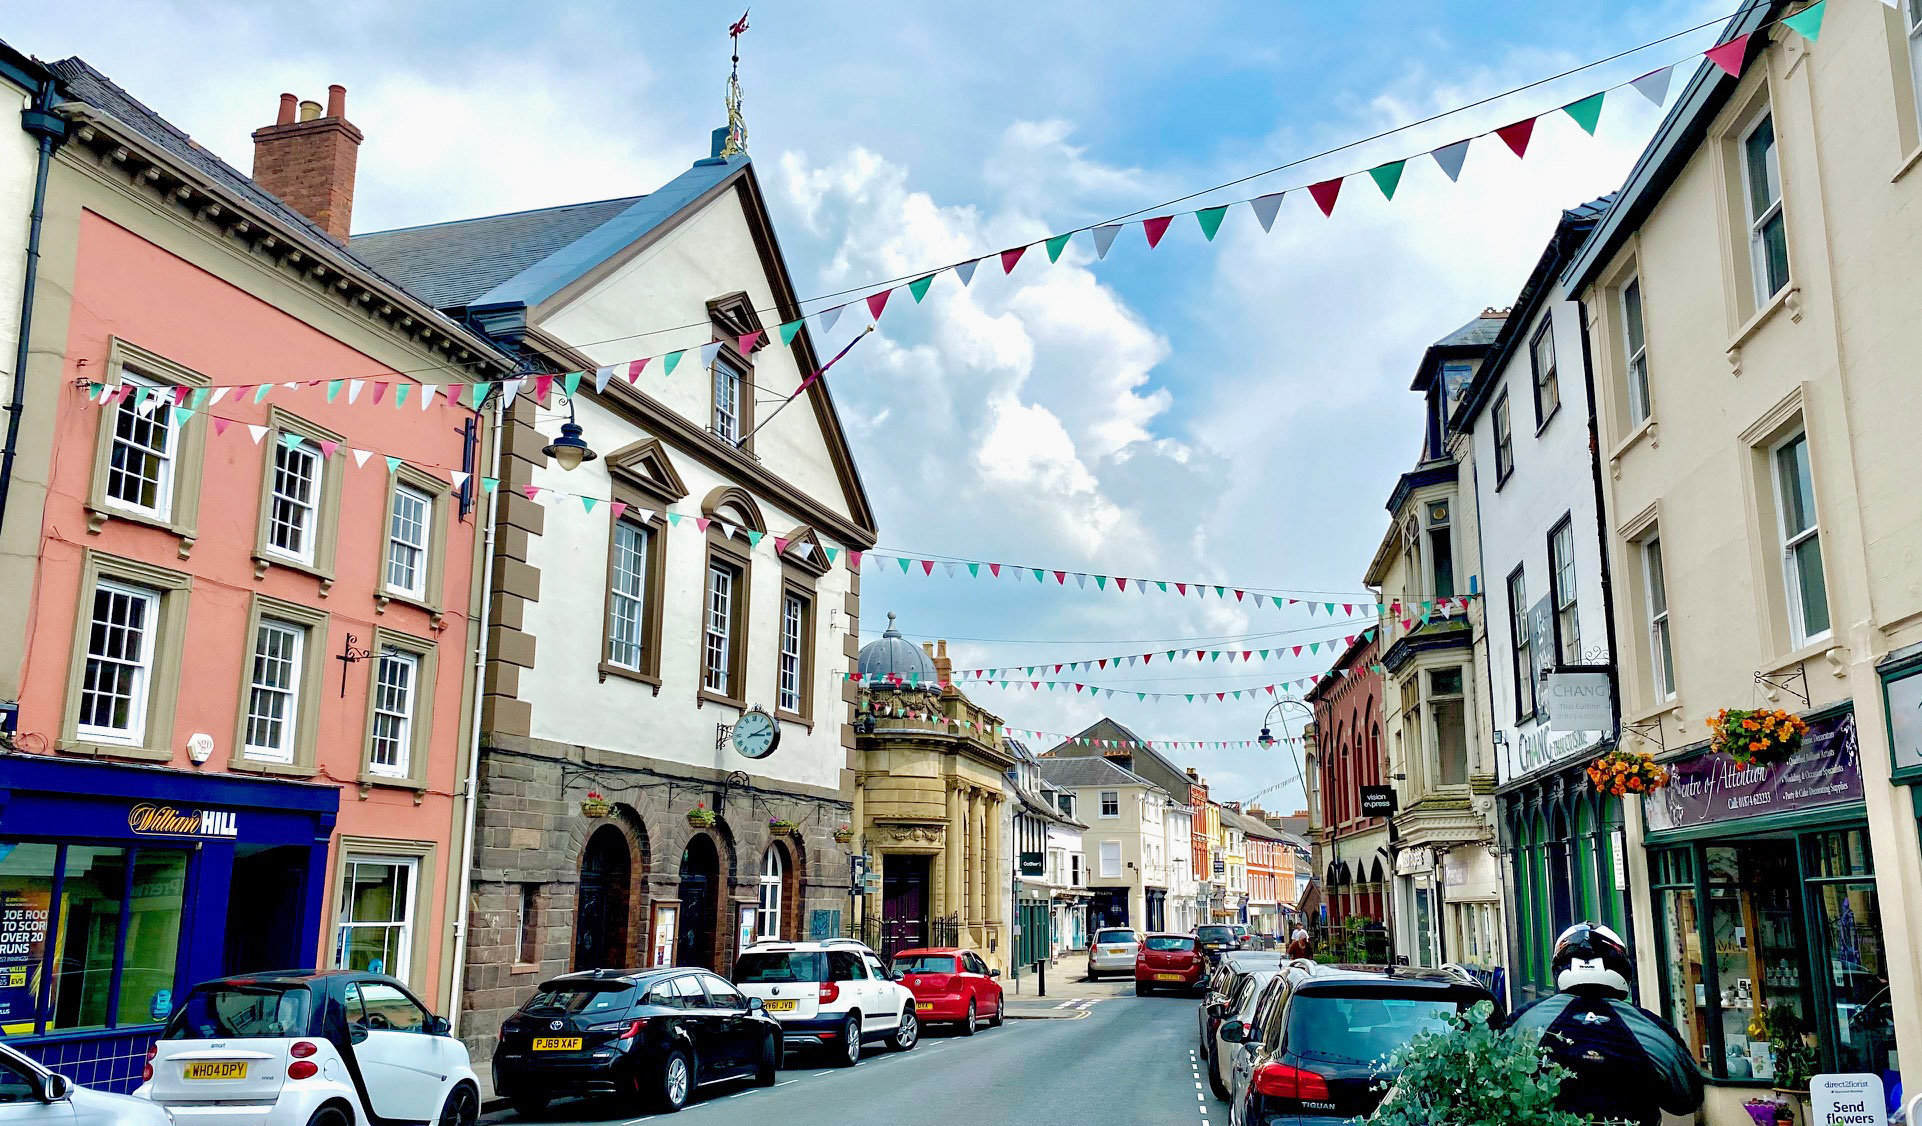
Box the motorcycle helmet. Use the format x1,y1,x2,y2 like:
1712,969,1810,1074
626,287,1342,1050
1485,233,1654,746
1552,922,1632,996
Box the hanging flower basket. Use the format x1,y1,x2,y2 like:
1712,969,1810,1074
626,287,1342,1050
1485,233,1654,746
579,791,611,818
1586,749,1669,797
767,818,799,836
832,824,853,844
1708,707,1808,769
686,804,717,828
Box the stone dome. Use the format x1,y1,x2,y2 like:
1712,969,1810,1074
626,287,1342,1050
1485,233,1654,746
857,612,937,683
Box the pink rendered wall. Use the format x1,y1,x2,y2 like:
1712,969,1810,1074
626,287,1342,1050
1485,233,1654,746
17,210,478,1002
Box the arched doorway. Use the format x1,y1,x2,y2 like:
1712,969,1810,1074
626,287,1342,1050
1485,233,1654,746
678,834,720,969
575,825,631,970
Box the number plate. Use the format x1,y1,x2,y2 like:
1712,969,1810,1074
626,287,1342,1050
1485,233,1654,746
1106,947,1128,955
764,999,797,1012
1155,973,1186,982
915,1002,935,1011
531,1037,581,1051
183,1061,248,1080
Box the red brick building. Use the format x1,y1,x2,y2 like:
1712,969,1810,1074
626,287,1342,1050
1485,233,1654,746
1305,635,1388,930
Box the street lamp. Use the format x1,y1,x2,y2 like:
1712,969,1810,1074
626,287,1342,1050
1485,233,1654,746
1255,697,1314,801
540,394,598,471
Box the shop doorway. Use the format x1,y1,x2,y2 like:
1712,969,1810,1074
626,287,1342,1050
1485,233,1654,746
677,835,720,970
225,845,307,975
574,826,632,970
1090,888,1130,929
880,855,929,958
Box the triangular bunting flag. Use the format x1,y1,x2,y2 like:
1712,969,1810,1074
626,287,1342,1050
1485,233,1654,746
1044,233,1072,262
737,330,763,355
450,471,470,487
698,342,724,369
326,380,344,403
247,424,269,444
1092,224,1123,259
1249,192,1285,232
212,416,233,436
1195,206,1227,241
954,259,980,287
279,432,305,451
778,320,805,345
534,375,554,401
171,407,193,427
1704,34,1750,79
864,289,892,320
1781,0,1825,41
352,448,373,467
593,366,615,393
1308,177,1343,217
481,477,498,493
610,502,628,521
419,383,438,410
1562,92,1605,136
562,371,583,398
908,275,935,303
999,246,1027,274
1630,66,1674,107
1496,117,1537,158
627,358,649,382
1141,215,1174,249
385,456,403,473
394,383,411,408
318,439,339,459
662,351,685,376
1432,139,1471,182
1367,160,1406,200
581,496,598,513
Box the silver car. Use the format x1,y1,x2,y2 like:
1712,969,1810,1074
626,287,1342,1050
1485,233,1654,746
1209,968,1279,1100
0,1042,172,1126
1085,927,1140,979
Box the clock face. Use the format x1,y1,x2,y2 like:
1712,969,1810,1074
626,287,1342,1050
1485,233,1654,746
732,709,781,759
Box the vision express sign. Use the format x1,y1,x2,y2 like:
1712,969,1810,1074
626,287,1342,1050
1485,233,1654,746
1645,710,1862,832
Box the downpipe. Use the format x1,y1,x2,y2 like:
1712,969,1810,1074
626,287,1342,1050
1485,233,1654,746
0,82,66,538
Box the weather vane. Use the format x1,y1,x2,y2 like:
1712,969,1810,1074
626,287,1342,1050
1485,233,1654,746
722,9,749,157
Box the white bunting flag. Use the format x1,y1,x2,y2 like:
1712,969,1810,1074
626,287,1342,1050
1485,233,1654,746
1432,140,1471,182
247,424,268,444
450,471,470,487
813,305,843,335
720,521,739,540
347,379,365,404
352,448,373,468
698,341,724,369
419,383,438,410
211,387,232,405
794,542,816,561
1092,224,1123,260
954,259,980,287
1630,66,1674,107
1249,193,1285,233
593,366,615,393
943,562,958,578
1074,573,1088,589
501,378,524,408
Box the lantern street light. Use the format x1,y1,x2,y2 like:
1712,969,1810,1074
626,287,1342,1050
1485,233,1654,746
540,393,598,472
1255,697,1314,803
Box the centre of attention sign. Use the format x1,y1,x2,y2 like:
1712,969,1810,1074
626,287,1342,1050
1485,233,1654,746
1644,711,1861,833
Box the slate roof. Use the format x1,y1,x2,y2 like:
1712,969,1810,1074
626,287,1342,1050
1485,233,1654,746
1037,756,1162,792
1048,717,1193,799
1221,807,1284,841
351,196,644,309
1430,310,1507,351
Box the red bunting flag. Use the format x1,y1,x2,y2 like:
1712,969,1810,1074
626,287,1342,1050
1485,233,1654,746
1142,216,1174,248
1308,177,1343,217
371,382,388,404
1704,34,1750,78
737,330,763,354
1496,117,1536,158
920,559,936,575
534,375,554,401
866,289,893,320
1053,571,1067,585
1000,246,1027,274
627,358,648,382
1175,582,1188,596
1116,577,1129,591
988,563,1001,577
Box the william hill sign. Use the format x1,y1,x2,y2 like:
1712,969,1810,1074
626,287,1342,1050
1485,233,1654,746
128,803,238,838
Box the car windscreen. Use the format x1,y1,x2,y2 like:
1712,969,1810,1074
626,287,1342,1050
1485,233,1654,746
1144,936,1196,952
1285,991,1467,1066
1196,926,1235,941
1094,930,1136,944
892,955,959,974
734,951,828,983
523,981,636,1016
166,983,313,1039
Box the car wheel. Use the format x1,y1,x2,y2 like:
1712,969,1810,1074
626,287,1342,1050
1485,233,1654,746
507,1095,547,1120
307,1107,353,1126
1209,1056,1232,1102
754,1035,778,1087
655,1050,693,1113
960,1000,977,1036
1136,980,1151,996
887,1008,919,1051
436,1085,478,1126
987,991,1004,1028
833,1015,861,1067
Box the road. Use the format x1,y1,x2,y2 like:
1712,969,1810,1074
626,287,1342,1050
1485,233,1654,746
482,975,1213,1126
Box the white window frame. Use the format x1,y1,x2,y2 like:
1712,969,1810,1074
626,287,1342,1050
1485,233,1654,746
243,618,306,763
1099,790,1119,819
703,563,735,694
1643,535,1677,700
1427,666,1470,788
1621,276,1652,425
76,578,158,746
384,484,431,599
367,651,418,778
1908,0,1922,132
1550,518,1581,666
1771,430,1831,646
334,855,417,979
713,357,743,444
1493,392,1514,483
608,522,648,671
104,370,175,520
267,437,323,565
1508,567,1537,720
1530,321,1560,427
778,593,805,714
1740,108,1789,307
1098,841,1121,880
758,848,785,941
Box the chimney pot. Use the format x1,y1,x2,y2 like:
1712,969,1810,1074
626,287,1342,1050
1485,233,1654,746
325,84,346,118
252,83,364,243
276,93,297,126
297,100,322,122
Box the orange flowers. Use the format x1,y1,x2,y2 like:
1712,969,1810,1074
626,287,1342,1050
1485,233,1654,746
1710,707,1807,769
1589,749,1669,797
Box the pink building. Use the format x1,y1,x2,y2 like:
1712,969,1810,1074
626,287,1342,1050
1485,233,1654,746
0,64,511,1088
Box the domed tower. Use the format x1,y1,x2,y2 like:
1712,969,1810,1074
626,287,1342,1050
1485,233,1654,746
855,612,938,685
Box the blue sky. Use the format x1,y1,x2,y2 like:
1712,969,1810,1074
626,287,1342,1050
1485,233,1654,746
11,0,1733,808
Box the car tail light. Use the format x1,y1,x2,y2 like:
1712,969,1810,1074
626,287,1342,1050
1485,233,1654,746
288,1060,318,1081
289,1041,318,1059
819,982,839,1004
614,1019,648,1040
1252,1061,1331,1101
141,1044,156,1083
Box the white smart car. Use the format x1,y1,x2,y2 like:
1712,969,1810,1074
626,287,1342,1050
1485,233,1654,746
135,970,478,1126
0,1040,172,1125
731,938,919,1066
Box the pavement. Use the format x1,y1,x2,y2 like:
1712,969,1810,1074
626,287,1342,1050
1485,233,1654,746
479,972,1209,1126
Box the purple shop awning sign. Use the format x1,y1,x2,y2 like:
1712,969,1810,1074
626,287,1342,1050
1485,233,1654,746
1644,711,1862,833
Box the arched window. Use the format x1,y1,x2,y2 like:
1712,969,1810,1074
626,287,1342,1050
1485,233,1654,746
758,846,785,941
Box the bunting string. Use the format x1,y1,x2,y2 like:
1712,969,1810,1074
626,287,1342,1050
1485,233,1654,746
856,705,1292,753
943,628,1384,679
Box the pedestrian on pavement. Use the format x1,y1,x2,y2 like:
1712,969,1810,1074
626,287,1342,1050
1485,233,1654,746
1286,926,1313,960
1504,922,1703,1126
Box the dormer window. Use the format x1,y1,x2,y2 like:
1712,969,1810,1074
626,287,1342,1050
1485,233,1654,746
713,355,744,444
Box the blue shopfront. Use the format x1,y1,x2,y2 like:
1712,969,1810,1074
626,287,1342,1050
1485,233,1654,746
0,753,337,1091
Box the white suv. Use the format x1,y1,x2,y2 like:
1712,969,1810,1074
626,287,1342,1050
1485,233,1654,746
731,939,918,1066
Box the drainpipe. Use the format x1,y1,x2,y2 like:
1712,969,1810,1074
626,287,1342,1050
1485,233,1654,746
0,82,67,539
1574,298,1623,744
447,390,504,1037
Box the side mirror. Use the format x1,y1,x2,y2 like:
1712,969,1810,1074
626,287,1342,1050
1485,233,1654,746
349,1025,369,1045
988,969,1000,979
38,1074,72,1102
747,996,766,1013
1219,1021,1245,1044
427,1015,451,1036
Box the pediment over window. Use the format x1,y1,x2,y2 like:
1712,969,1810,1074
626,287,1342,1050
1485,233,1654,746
707,291,766,343
775,524,831,576
700,485,767,533
604,437,689,504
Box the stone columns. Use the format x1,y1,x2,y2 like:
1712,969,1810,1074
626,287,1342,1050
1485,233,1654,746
985,792,1003,952
944,780,964,924
967,787,985,947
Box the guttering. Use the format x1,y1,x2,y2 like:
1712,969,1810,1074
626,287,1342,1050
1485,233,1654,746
0,76,66,539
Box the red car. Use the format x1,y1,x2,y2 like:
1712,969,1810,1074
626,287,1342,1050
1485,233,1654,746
889,948,1004,1035
1136,933,1205,995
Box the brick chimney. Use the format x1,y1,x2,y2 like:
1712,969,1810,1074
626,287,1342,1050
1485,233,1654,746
933,640,953,687
251,85,362,242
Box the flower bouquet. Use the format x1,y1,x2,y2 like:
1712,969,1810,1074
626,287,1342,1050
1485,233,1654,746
1586,749,1669,796
1708,708,1808,769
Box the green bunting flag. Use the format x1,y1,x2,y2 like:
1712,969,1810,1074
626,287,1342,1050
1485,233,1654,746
563,371,583,398
469,383,488,409
663,350,685,375
279,432,305,451
394,384,410,408
1045,234,1073,263
779,319,805,345
1781,0,1825,41
898,557,912,573
666,512,682,526
1031,568,1045,583
1094,575,1107,590
1561,92,1606,136
172,407,193,426
581,496,598,513
253,384,272,404
1367,160,1406,200
189,387,210,411
481,477,499,493
908,275,936,303
1195,206,1228,241
745,530,764,547
967,563,980,578
385,456,403,473
326,380,344,402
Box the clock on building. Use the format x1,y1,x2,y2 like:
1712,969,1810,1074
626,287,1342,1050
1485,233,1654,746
731,707,781,759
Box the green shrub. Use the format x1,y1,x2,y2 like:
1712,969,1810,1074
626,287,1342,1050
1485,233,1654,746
1367,1001,1595,1126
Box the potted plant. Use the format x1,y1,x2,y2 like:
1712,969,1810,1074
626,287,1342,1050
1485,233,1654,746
1758,1005,1817,1107
767,817,799,835
1707,708,1809,769
579,790,611,818
1368,1001,1590,1125
1586,749,1670,796
686,803,716,828
832,823,853,844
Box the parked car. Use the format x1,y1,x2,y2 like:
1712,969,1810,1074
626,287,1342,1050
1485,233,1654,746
1223,964,1498,1126
0,1041,171,1125
1208,968,1279,1101
889,947,1004,1035
1085,927,1140,980
1134,933,1206,995
732,938,918,1066
136,969,480,1126
1195,924,1238,963
1227,924,1253,948
493,967,780,1115
1198,951,1285,1055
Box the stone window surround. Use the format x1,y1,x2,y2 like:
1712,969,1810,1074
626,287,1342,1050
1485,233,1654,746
356,624,439,796
375,462,453,617
598,437,686,691
327,835,438,993
1711,70,1798,338
696,487,766,712
1615,499,1685,734
777,573,817,729
252,405,346,595
228,592,331,779
705,293,764,456
85,337,212,557
58,549,194,763
1737,382,1836,663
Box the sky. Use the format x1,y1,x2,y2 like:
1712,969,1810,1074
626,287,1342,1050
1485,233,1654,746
8,0,1738,810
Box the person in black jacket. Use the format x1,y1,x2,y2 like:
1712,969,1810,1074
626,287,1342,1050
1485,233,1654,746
1505,923,1704,1126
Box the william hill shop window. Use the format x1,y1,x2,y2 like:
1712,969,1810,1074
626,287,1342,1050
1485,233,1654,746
0,754,336,1091
1642,706,1897,1098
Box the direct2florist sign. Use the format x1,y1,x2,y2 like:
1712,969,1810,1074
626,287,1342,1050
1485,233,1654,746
1645,711,1862,832
1810,1073,1885,1126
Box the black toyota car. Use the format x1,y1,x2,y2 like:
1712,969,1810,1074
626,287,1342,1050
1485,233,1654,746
494,968,782,1115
